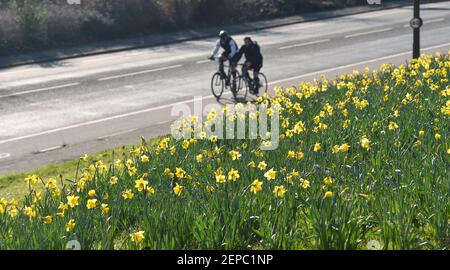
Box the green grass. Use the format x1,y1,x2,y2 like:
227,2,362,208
0,138,160,201
0,53,448,250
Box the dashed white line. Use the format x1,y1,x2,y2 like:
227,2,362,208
98,128,138,140
425,18,446,24
98,65,182,81
1,42,450,146
81,55,122,63
345,28,392,38
0,153,11,159
404,18,446,27
0,82,80,99
36,145,65,154
279,39,330,50
0,67,41,77
196,60,212,64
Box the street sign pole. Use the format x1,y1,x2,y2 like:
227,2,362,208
412,0,421,59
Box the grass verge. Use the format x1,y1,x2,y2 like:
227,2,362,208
0,138,160,200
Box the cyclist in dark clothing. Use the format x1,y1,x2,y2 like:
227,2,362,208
236,37,263,94
208,30,239,86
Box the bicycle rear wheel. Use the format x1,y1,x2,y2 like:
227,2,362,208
211,72,224,99
259,73,268,94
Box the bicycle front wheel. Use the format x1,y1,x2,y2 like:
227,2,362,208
232,71,248,102
211,72,224,99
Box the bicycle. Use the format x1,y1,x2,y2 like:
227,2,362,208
210,57,246,101
239,63,268,97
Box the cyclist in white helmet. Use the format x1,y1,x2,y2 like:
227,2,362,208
209,30,239,86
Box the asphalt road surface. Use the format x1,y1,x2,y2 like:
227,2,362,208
0,1,449,175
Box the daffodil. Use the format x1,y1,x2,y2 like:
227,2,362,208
24,205,36,219
130,231,145,244
110,176,118,185
419,130,425,138
45,178,58,190
25,175,40,186
210,136,218,143
264,168,276,181
175,167,186,179
43,216,53,225
88,190,96,197
287,151,295,159
258,161,267,171
67,195,80,208
332,145,340,154
206,185,215,193
250,180,263,194
8,206,18,218
339,143,350,152
388,121,399,130
360,137,371,149
135,178,148,192
122,189,134,200
228,168,240,182
314,143,321,152
229,150,242,161
66,219,76,232
141,155,150,163
300,179,310,189
216,173,226,184
173,183,184,196
273,186,286,198
323,191,334,199
100,204,110,214
86,199,98,209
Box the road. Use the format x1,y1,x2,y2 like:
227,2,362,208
0,1,449,175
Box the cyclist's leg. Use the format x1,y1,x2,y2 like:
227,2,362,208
230,62,237,89
230,62,237,79
253,63,262,94
242,61,250,81
219,54,227,78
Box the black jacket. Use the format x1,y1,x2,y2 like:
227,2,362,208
236,42,263,64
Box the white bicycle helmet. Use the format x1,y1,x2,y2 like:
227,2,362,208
219,30,228,38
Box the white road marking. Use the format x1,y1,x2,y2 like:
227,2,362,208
0,153,11,159
97,129,138,140
353,9,405,19
1,42,450,146
196,60,212,64
279,39,330,50
404,18,446,27
36,145,65,154
345,28,392,38
0,67,42,77
98,65,182,81
81,55,123,63
0,82,80,99
425,18,446,24
269,42,450,85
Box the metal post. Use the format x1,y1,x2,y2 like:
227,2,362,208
412,0,421,59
